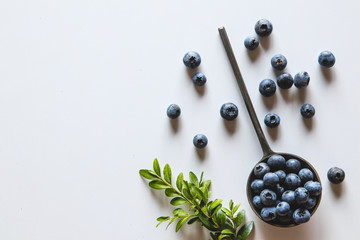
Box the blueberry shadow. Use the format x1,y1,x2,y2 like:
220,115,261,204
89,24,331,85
296,88,308,102
272,68,283,77
262,94,277,110
330,182,344,199
169,118,180,133
194,85,206,96
302,117,314,131
186,68,201,79
246,48,261,62
266,126,279,141
259,36,272,51
196,147,207,162
320,67,334,83
223,119,238,135
279,88,293,103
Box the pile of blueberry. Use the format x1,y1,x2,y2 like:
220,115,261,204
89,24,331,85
249,154,322,225
244,19,335,128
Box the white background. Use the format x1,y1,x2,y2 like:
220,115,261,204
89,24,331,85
0,0,359,239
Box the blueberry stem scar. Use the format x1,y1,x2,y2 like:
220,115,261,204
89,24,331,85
218,27,273,156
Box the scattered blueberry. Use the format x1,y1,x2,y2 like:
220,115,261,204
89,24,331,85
192,72,207,86
274,170,286,183
167,104,181,119
193,134,208,149
268,155,286,170
294,187,309,204
264,113,280,128
263,172,280,187
284,173,301,190
300,104,315,118
276,201,291,216
220,103,239,121
251,179,264,194
183,51,201,69
294,71,310,89
293,208,311,224
253,195,263,209
254,19,273,37
271,54,287,71
304,181,322,197
244,36,260,50
318,51,335,68
261,207,277,221
281,190,296,205
327,167,345,184
254,162,271,178
276,72,293,89
304,197,317,210
259,79,276,97
260,189,277,206
286,159,301,173
298,168,314,183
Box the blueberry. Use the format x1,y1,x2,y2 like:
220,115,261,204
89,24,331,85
261,207,277,221
304,197,317,210
277,210,293,223
183,51,201,69
304,181,322,197
276,72,293,89
293,208,311,224
251,179,264,194
263,172,280,187
264,113,280,128
318,51,335,68
281,190,296,205
274,183,285,196
167,104,181,119
192,72,207,86
267,155,286,170
284,173,301,190
294,71,310,89
244,36,259,50
220,103,238,121
254,19,273,37
298,168,314,183
259,79,276,97
253,162,270,178
271,54,287,71
300,104,315,119
193,134,208,149
286,159,301,173
276,201,291,216
294,187,309,204
253,195,263,209
260,189,277,206
274,170,286,183
327,167,345,184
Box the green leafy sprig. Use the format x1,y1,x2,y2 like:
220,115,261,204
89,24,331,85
139,158,254,240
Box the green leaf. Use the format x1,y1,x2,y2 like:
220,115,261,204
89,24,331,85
187,217,199,225
149,180,169,189
139,169,158,180
210,232,217,240
157,216,170,221
199,171,204,184
163,164,172,184
176,173,184,191
182,181,192,199
221,207,233,218
166,217,177,229
229,200,234,211
200,179,211,189
233,204,240,214
175,216,191,232
153,158,161,176
189,171,199,186
209,199,223,211
190,186,204,200
198,212,217,231
236,236,243,240
214,210,226,227
170,197,187,206
165,188,179,197
234,209,245,227
211,204,222,216
221,229,234,235
173,208,188,217
237,221,254,240
203,187,209,204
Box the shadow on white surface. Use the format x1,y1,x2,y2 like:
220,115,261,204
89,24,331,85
223,119,238,135
320,67,335,84
169,118,181,133
266,126,280,141
196,148,207,162
302,117,314,131
262,94,277,110
258,35,273,51
330,182,345,199
246,48,261,62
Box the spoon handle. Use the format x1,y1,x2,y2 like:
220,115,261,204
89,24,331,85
218,27,274,157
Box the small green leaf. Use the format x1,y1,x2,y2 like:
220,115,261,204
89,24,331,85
170,197,187,206
233,204,240,214
157,216,170,221
234,209,245,227
229,200,234,211
211,204,222,216
163,164,172,184
190,186,204,200
236,235,243,240
198,212,217,231
214,210,226,227
210,232,217,240
139,169,158,180
221,229,234,235
149,180,169,189
165,188,179,197
237,221,254,240
189,171,199,186
187,217,199,225
173,208,188,217
199,171,204,184
182,181,192,199
209,199,223,211
175,216,191,232
200,179,211,190
221,207,232,218
176,173,184,191
153,158,161,176
166,217,177,229
203,187,209,204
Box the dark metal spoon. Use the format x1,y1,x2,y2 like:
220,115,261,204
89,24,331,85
218,27,321,227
